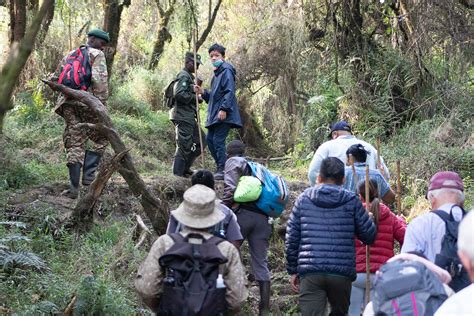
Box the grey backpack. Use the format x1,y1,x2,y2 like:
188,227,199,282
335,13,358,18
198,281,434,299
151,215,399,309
373,260,448,316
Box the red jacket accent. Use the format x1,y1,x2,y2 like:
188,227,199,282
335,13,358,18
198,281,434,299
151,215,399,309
355,203,406,273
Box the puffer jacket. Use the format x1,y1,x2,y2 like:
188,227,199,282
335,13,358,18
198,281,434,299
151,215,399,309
202,62,242,128
355,203,406,273
285,184,377,281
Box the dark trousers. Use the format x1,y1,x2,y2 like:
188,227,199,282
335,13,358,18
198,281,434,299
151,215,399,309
236,209,271,281
173,120,206,167
206,123,231,169
299,274,352,316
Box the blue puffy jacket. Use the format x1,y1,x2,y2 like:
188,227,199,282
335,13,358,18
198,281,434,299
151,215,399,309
285,184,376,280
202,62,242,128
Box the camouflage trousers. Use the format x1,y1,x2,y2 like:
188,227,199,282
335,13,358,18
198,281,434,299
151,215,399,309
61,102,108,165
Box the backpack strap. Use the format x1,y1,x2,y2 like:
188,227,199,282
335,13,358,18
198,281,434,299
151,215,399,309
168,232,186,243
432,205,466,223
207,235,226,246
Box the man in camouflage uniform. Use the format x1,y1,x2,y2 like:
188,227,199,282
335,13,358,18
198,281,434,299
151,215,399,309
135,185,248,314
54,28,109,199
170,52,206,177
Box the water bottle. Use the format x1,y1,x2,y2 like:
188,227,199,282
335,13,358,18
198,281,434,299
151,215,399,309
216,274,225,288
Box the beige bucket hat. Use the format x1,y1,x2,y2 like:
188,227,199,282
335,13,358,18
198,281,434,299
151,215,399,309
172,184,225,229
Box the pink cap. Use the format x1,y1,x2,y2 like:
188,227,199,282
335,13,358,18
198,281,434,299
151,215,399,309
428,171,464,192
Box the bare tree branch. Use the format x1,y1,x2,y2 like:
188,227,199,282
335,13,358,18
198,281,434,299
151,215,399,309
195,0,223,51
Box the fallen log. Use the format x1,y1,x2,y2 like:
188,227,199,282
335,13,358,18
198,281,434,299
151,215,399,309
42,80,169,235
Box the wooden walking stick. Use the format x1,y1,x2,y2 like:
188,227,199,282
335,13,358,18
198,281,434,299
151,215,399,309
376,137,385,179
365,165,371,306
193,29,205,168
396,160,402,216
349,154,359,187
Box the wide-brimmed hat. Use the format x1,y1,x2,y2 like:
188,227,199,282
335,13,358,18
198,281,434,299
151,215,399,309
172,184,224,229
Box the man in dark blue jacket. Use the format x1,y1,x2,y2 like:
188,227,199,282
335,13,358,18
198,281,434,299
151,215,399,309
194,43,242,180
286,157,376,316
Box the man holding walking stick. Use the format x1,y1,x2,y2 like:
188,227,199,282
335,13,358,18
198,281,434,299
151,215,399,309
169,52,206,177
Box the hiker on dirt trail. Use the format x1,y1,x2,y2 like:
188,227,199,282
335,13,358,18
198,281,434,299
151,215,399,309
221,140,272,316
401,171,470,292
286,157,377,316
349,179,406,316
363,252,452,316
135,184,248,315
193,43,242,180
344,144,396,204
308,121,389,186
52,28,110,199
170,52,207,177
435,210,474,315
166,169,243,247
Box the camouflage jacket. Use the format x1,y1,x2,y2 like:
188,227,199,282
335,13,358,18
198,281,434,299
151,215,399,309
134,228,248,312
53,46,108,114
169,68,197,124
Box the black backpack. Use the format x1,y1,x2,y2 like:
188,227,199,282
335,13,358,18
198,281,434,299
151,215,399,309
433,206,470,292
373,260,448,316
163,78,179,108
158,233,228,316
58,45,92,90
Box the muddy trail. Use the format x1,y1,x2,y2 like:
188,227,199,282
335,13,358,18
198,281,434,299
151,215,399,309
2,176,309,314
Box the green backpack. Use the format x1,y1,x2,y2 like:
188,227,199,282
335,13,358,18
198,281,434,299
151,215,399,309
234,176,262,203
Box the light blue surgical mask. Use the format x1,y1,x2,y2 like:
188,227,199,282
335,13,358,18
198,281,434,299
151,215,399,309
212,60,224,68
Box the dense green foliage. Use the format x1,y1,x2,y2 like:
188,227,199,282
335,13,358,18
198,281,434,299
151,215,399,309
0,0,472,313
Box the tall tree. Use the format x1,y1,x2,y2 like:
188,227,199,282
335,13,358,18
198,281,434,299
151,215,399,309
148,0,177,70
103,0,131,76
8,0,27,44
0,0,55,131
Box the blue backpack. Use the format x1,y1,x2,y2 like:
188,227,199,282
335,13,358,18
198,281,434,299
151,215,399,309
247,161,289,218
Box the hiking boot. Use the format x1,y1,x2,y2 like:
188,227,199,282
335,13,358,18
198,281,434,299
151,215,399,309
172,156,187,177
82,150,102,186
61,163,81,199
214,167,224,180
258,280,271,316
183,169,194,178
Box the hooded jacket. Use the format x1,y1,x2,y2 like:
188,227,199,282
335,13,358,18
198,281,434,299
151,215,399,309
202,62,242,128
286,184,377,280
355,203,406,273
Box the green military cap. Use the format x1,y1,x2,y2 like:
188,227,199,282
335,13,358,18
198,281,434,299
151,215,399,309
87,28,110,43
185,52,203,65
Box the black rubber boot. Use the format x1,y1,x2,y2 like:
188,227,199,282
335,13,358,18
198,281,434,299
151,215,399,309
183,155,198,177
258,280,271,316
172,156,187,177
214,166,224,180
82,150,102,186
61,163,81,199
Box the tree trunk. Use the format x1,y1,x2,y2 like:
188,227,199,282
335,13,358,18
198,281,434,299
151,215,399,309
36,1,55,45
9,0,27,44
0,0,54,131
103,0,131,76
148,7,174,70
237,91,273,156
41,80,170,235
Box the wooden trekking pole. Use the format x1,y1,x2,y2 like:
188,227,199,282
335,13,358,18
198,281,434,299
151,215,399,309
349,154,359,187
365,165,371,306
193,29,205,168
396,160,402,216
376,137,385,179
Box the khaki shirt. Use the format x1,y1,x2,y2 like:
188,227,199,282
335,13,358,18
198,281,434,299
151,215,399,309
54,46,109,113
134,228,248,312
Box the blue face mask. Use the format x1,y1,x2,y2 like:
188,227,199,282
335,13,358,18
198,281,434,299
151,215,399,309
212,60,224,68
